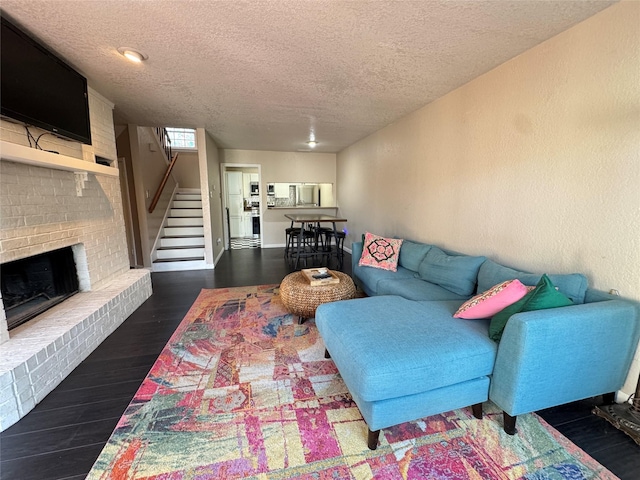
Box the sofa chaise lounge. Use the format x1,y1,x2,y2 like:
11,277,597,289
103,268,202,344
315,238,640,449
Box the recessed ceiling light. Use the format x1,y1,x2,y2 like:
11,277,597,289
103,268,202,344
117,47,148,63
307,140,318,148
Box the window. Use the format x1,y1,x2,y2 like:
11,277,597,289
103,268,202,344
165,127,197,150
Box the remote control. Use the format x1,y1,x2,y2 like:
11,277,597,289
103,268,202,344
312,273,332,279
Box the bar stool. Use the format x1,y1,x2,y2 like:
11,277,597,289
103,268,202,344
289,227,316,268
284,227,301,259
315,226,333,253
334,231,346,269
321,230,345,270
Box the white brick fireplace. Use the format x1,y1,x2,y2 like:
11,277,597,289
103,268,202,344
0,89,153,431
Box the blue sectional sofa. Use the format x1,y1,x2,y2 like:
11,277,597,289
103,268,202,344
315,239,640,450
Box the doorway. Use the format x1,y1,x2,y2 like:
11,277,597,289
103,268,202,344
221,164,262,250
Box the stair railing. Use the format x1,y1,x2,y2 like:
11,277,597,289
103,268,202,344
154,127,173,163
149,128,178,213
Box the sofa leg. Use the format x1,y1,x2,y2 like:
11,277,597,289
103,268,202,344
503,412,517,435
324,349,331,359
602,392,615,404
367,428,380,450
471,403,483,419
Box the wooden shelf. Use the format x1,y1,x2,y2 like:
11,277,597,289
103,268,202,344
0,140,119,177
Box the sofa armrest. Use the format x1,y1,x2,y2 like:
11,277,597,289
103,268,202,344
351,241,363,275
490,299,640,417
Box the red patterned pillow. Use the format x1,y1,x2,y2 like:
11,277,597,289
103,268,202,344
358,232,403,271
453,279,528,319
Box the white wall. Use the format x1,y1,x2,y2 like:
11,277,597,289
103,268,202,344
336,1,640,396
0,87,117,164
0,89,129,286
0,87,133,348
87,88,118,162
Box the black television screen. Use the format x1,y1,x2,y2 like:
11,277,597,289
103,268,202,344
1,17,91,145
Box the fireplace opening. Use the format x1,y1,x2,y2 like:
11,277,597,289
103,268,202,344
1,246,80,330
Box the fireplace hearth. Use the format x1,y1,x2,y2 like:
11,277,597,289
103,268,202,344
1,246,79,330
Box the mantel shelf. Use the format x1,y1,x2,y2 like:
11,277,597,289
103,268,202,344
0,140,119,177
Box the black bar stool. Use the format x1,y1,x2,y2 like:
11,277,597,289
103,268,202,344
321,229,345,270
288,226,317,268
284,227,301,259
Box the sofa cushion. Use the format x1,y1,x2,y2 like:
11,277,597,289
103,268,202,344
353,264,416,296
418,247,486,296
489,274,574,341
316,296,497,402
477,260,588,304
359,232,403,271
377,277,470,302
454,279,529,319
398,240,431,272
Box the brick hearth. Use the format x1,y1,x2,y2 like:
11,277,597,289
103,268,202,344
0,269,151,430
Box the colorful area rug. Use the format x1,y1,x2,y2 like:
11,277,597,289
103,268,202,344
88,285,617,479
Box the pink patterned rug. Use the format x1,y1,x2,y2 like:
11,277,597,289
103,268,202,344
88,285,617,479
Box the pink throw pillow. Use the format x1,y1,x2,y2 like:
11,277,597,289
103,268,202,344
358,232,403,272
454,279,528,319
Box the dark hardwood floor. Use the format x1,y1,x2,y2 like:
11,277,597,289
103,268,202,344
1,248,638,479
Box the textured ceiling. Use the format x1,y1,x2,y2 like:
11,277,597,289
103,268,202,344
1,0,617,153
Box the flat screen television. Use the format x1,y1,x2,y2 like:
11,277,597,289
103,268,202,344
1,16,92,145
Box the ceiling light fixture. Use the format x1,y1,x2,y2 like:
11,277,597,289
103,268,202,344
117,47,148,63
307,140,318,148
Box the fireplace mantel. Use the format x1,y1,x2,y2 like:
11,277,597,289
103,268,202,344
0,140,119,177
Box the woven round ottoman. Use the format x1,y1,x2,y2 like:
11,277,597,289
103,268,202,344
280,271,356,320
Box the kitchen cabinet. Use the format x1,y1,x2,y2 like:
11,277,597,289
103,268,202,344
242,173,260,197
227,171,243,195
242,173,251,197
274,183,291,198
226,171,244,237
243,212,252,237
266,183,335,207
229,216,242,237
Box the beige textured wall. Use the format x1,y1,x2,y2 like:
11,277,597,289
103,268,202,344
337,2,640,394
172,151,201,189
200,130,224,264
221,149,338,246
222,150,336,184
128,126,177,266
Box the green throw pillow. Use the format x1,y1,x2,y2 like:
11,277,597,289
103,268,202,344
489,274,573,342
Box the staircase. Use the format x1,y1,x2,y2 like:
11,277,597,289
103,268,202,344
152,189,208,271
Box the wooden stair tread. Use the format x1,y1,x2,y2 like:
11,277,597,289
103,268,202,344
153,256,205,263
161,235,205,239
